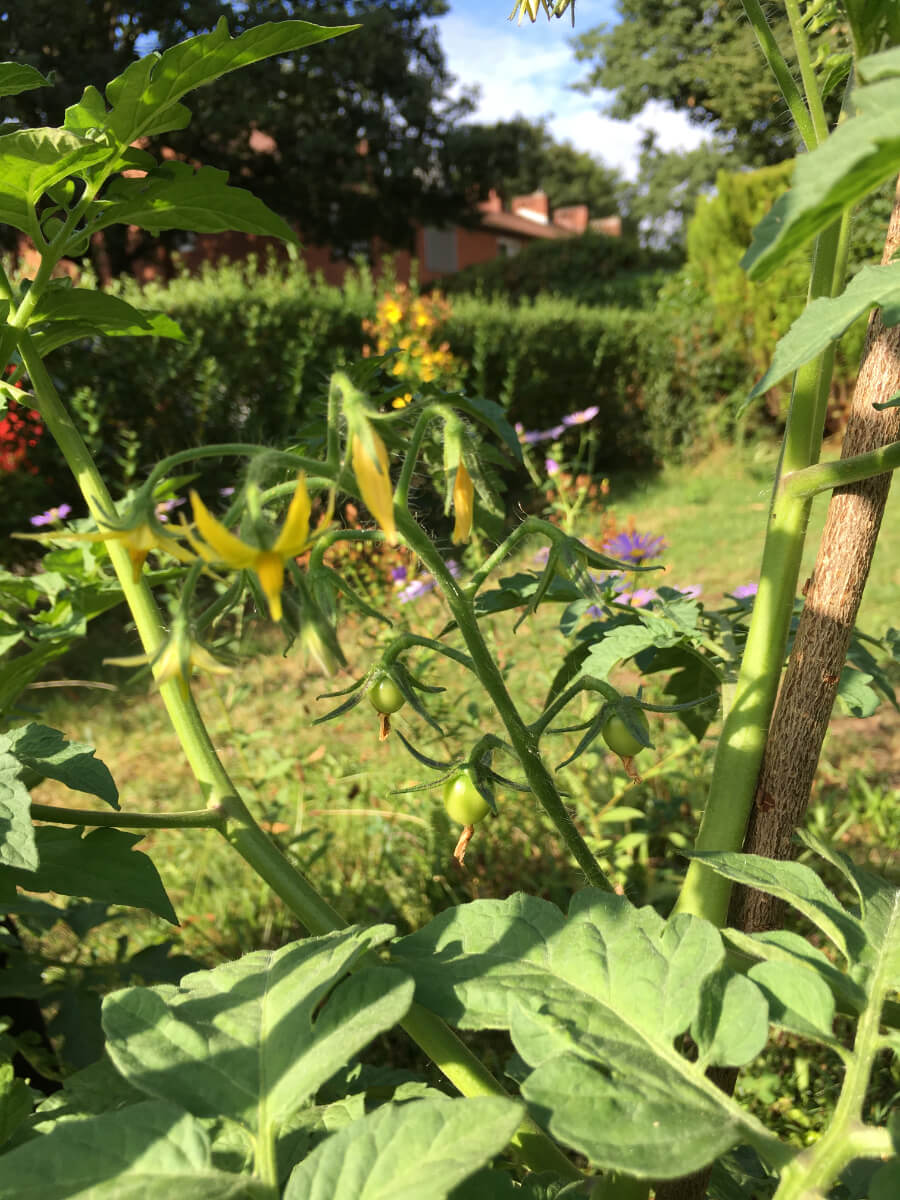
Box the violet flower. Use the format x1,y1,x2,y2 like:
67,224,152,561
30,503,72,527
562,405,600,426
731,582,759,599
603,529,667,565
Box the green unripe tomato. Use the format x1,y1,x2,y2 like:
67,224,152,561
602,707,650,758
442,770,491,826
367,676,405,715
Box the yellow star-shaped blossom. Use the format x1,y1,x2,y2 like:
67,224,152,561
15,516,193,582
187,474,321,622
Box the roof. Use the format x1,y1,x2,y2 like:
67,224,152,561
478,210,575,240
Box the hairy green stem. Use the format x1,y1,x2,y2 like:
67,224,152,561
740,0,818,149
782,438,900,498
783,0,830,144
397,512,614,892
30,803,225,830
675,213,849,925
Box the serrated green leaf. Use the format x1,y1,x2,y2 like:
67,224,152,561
689,852,867,963
284,1096,524,1200
0,1099,250,1199
743,76,900,281
751,263,900,397
0,63,51,99
102,927,412,1133
579,624,660,681
747,960,837,1043
26,288,185,347
2,722,117,808
0,756,37,871
0,128,110,236
722,927,868,1017
393,890,782,1177
92,161,297,242
691,969,769,1070
103,18,357,145
835,666,881,717
5,827,175,922
0,1061,32,1147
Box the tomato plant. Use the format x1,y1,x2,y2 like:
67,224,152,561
442,770,492,826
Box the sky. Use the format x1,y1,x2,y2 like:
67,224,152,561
435,0,709,181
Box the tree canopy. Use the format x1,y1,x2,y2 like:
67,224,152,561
442,118,626,221
0,0,474,259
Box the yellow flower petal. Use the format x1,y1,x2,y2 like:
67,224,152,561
254,549,286,621
351,430,397,545
452,462,474,544
189,491,258,568
273,474,312,557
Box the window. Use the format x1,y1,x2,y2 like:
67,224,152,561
423,227,458,273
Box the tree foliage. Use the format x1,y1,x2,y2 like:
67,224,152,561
443,117,626,220
0,0,472,261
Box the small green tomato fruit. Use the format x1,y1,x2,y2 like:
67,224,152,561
443,771,491,826
602,707,650,758
367,676,405,715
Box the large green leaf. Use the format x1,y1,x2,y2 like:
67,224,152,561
0,641,70,717
26,288,186,349
2,722,117,808
0,1099,254,1199
0,63,51,99
0,756,37,871
689,852,867,963
751,262,900,397
743,56,900,280
283,1096,524,1200
0,127,110,236
92,162,297,242
102,927,413,1134
393,891,781,1178
5,827,176,923
100,18,357,145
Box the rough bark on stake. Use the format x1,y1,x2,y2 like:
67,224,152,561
730,175,900,934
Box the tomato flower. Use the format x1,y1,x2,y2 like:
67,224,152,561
16,509,193,582
187,474,322,622
451,460,474,544
106,624,232,696
351,428,397,545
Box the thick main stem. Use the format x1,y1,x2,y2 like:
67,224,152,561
731,175,900,933
675,213,846,926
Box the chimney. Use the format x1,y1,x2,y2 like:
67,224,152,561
552,204,589,234
511,190,549,224
589,216,623,238
478,188,503,214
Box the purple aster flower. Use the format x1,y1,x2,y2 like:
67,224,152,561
603,529,667,565
592,571,628,593
30,503,72,527
731,582,758,599
154,497,185,523
674,584,702,599
562,406,600,427
628,588,658,607
545,458,560,475
219,486,236,497
545,424,565,439
521,428,544,445
445,559,462,578
390,565,408,585
533,546,551,565
398,576,436,603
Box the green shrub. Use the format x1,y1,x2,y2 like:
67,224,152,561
2,257,377,541
438,231,669,309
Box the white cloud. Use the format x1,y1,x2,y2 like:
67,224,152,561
437,7,710,180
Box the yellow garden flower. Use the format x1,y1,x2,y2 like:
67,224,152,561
187,474,321,622
351,428,397,545
452,461,474,544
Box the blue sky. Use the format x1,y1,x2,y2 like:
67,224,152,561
435,0,708,179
